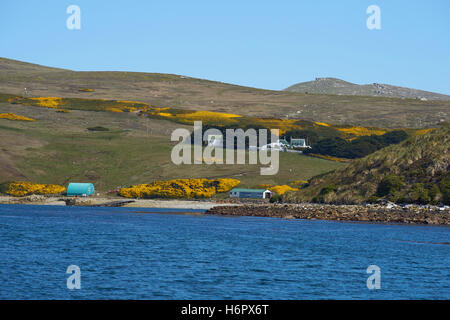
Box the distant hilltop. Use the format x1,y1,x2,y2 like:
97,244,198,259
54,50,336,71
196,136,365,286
284,77,450,101
1,57,449,128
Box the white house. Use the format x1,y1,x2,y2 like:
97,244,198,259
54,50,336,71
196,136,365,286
207,134,223,147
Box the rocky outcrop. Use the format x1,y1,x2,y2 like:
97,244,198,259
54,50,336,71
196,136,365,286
285,77,450,101
206,203,450,225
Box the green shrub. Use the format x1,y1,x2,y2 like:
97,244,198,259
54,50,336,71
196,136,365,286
305,130,408,159
0,182,10,194
408,183,430,204
312,185,338,203
427,184,441,203
87,126,109,131
377,175,404,197
319,185,338,195
440,174,450,205
270,194,282,203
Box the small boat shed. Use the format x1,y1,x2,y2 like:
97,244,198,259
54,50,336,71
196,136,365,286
66,183,95,197
229,188,272,199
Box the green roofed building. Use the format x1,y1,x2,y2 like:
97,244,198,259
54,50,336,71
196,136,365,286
66,183,95,197
229,188,272,199
290,138,307,147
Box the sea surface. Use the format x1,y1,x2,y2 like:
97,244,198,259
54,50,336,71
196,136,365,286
0,204,448,299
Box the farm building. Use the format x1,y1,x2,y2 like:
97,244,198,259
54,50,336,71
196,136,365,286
229,188,272,199
290,138,307,147
207,134,223,147
66,183,95,197
279,138,290,147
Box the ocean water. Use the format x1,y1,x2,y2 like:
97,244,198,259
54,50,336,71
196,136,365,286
0,204,448,300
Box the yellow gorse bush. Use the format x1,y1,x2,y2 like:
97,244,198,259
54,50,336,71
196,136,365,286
309,153,351,163
0,113,35,121
414,128,435,136
153,110,242,126
119,178,240,199
336,126,387,137
2,181,66,197
181,111,241,119
10,96,152,114
31,97,63,108
269,185,298,195
157,112,173,117
150,109,302,135
106,107,124,113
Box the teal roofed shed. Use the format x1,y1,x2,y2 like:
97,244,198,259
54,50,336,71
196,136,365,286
66,183,95,197
229,188,271,199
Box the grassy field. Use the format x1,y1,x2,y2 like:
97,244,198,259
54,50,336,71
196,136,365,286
1,57,448,128
4,57,446,197
0,103,344,193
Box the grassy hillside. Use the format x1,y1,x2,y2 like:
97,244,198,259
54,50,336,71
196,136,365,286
1,57,449,128
0,102,345,193
0,93,424,160
284,124,450,205
1,57,447,199
285,77,450,101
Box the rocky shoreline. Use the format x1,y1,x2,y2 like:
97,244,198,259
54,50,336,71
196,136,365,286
1,195,449,225
0,195,237,210
206,203,450,225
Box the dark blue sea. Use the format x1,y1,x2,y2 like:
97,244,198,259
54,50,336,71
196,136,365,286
0,204,448,299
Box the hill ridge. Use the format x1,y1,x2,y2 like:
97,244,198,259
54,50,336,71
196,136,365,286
1,57,449,128
285,77,450,101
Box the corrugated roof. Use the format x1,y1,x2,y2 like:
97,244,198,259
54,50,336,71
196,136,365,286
230,188,270,193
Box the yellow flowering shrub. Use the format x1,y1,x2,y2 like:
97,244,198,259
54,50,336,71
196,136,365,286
0,113,35,121
336,126,387,137
269,185,298,195
117,100,142,104
414,128,435,136
1,181,66,197
214,178,241,192
153,110,241,126
153,107,170,112
149,109,302,135
309,153,351,163
157,112,173,117
119,178,240,199
7,97,20,103
105,107,124,113
123,106,138,112
182,111,241,119
56,109,72,113
314,122,330,127
10,96,152,114
31,97,63,108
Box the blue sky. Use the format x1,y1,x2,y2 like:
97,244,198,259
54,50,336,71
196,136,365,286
1,0,449,94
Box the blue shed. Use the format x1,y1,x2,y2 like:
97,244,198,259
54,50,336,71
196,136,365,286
66,183,95,197
229,188,272,199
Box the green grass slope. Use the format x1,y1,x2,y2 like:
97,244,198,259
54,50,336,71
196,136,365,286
285,124,450,204
1,57,449,128
0,102,345,192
